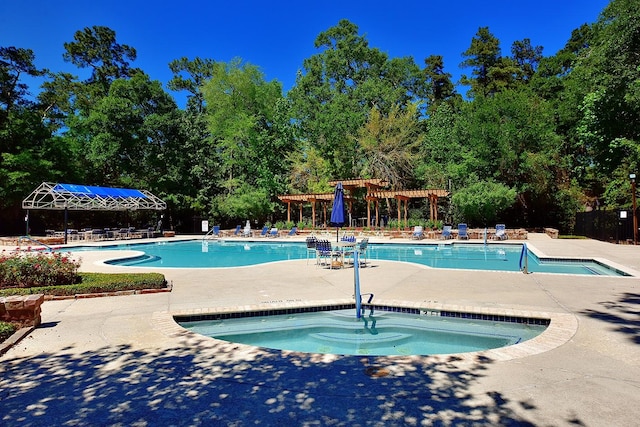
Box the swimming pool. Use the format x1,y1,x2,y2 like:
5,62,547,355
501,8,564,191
177,307,548,356
67,240,628,275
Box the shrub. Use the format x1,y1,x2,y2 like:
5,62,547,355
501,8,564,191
0,250,81,288
0,272,167,297
0,321,18,342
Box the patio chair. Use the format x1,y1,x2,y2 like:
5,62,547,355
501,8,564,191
259,225,269,237
305,236,317,264
315,239,340,268
268,227,278,238
232,225,242,236
440,225,452,240
411,226,424,240
457,223,469,240
212,225,220,237
243,224,252,237
314,239,330,266
287,226,298,237
340,234,355,242
494,224,508,240
356,237,369,266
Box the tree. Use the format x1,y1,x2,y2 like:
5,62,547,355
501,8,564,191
168,57,216,114
78,72,181,188
459,27,501,98
452,181,516,226
289,20,424,179
511,38,543,83
422,55,458,113
202,59,293,222
355,102,422,189
0,47,69,235
453,89,562,226
0,47,46,114
63,26,137,92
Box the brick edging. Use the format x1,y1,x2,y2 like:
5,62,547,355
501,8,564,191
44,285,173,301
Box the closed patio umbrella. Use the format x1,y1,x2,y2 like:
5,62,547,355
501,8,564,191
329,182,346,242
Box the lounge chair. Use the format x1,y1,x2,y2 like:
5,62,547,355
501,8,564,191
268,227,278,238
457,223,469,240
287,226,298,237
212,225,220,237
411,226,424,240
259,225,269,237
440,225,452,240
243,224,252,237
494,224,508,240
226,225,241,237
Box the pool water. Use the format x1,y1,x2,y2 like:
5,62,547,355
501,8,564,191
178,309,547,356
68,240,628,275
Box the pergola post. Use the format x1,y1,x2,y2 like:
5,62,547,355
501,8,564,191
299,203,303,224
286,201,291,223
323,202,328,226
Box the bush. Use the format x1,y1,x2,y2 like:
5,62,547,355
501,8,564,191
0,250,81,288
0,272,167,297
0,321,18,342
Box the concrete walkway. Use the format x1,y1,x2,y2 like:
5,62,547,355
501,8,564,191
1,234,639,426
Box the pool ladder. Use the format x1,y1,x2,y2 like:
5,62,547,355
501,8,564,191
359,293,375,317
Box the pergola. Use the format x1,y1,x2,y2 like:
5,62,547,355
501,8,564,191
277,193,355,227
368,189,450,228
278,179,449,228
22,182,166,243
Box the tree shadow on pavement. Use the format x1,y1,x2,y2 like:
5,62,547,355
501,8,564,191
580,292,640,344
0,335,542,426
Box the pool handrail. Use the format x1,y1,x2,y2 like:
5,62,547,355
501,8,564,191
18,236,53,251
519,243,529,274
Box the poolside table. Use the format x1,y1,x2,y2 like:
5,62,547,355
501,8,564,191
332,241,356,268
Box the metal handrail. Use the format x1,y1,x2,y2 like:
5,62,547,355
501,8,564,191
203,226,220,240
18,236,53,251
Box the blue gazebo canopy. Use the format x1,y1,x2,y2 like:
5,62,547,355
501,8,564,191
22,182,166,211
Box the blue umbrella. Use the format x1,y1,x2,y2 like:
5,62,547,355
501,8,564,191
329,182,346,242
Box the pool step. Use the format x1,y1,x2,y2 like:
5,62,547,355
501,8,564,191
309,331,411,345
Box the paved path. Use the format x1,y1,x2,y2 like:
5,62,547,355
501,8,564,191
1,234,639,426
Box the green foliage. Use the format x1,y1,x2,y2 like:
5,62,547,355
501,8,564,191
289,19,424,180
5,5,640,235
201,59,293,223
215,184,274,223
355,103,421,188
0,271,166,297
452,181,517,226
0,251,81,288
0,321,18,343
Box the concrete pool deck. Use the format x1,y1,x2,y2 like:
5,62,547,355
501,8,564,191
1,233,639,425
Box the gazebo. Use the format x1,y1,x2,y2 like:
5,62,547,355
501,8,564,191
22,182,166,243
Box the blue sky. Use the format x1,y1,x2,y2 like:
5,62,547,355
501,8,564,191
2,0,610,107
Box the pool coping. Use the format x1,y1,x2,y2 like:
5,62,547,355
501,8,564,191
153,298,578,363
70,239,640,277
